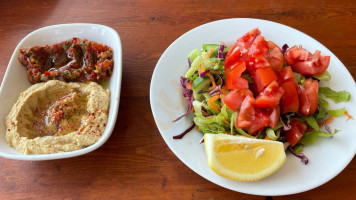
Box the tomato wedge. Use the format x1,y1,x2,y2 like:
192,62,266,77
285,119,307,146
285,45,330,76
224,43,241,73
246,107,267,134
226,76,249,90
299,78,318,116
248,35,270,69
253,67,278,94
223,89,252,111
254,81,284,108
245,106,280,134
279,66,295,83
267,41,284,71
236,95,255,129
284,45,308,64
225,28,261,69
264,105,280,128
280,80,299,114
225,62,248,90
225,60,245,78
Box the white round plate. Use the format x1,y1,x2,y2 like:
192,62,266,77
150,18,356,196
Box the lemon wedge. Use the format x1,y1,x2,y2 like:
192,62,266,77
204,133,286,181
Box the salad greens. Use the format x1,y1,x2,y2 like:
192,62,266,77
175,41,352,164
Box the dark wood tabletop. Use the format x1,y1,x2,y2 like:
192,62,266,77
0,0,355,199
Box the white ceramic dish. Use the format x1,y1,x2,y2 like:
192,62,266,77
150,18,356,196
0,23,122,160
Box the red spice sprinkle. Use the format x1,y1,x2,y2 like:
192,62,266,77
7,129,10,131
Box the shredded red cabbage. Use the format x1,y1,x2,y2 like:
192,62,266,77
280,113,295,131
321,118,332,134
210,85,222,96
282,44,289,55
198,73,224,96
173,122,196,139
199,136,204,144
188,58,192,68
199,70,208,77
179,76,192,97
289,146,309,165
214,73,224,86
217,44,224,58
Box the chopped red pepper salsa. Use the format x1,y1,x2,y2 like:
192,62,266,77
18,37,114,84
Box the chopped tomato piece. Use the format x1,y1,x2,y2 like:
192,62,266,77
299,78,318,116
223,89,253,111
267,41,284,71
285,45,330,75
254,81,284,108
225,28,261,69
284,45,309,65
246,106,280,134
226,76,249,90
285,119,307,146
248,35,270,69
225,62,248,90
280,80,299,114
225,60,245,78
224,43,241,72
253,67,278,94
236,95,255,129
279,66,295,83
264,105,280,128
246,107,267,134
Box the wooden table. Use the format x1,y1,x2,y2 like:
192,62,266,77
0,0,355,199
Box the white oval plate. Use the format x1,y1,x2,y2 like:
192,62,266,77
150,18,356,196
0,23,122,160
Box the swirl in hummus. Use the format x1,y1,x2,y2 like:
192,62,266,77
5,80,110,154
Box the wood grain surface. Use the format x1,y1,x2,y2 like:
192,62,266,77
0,0,355,199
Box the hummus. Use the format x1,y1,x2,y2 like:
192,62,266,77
5,80,110,154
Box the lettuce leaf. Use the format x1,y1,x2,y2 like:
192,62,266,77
293,144,304,153
300,129,339,145
303,116,320,131
313,71,331,82
317,95,329,118
328,107,345,117
319,87,351,103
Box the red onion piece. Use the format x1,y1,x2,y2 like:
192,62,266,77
282,44,289,55
173,122,196,139
289,146,309,165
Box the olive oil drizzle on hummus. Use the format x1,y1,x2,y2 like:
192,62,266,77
29,89,88,139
